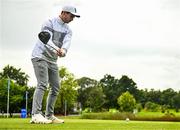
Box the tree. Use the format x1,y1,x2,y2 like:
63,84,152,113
86,85,105,111
9,82,27,116
137,89,148,107
0,65,29,86
77,77,101,110
146,89,162,104
100,74,138,109
0,65,32,116
26,87,35,115
160,88,177,108
144,101,161,112
100,74,119,109
0,78,27,116
0,78,8,113
117,75,140,102
80,84,105,112
172,92,180,112
117,91,136,112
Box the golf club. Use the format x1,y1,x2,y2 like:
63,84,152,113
38,31,58,52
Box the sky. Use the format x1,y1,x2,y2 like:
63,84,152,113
0,0,180,91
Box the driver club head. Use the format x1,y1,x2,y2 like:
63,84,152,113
38,31,50,44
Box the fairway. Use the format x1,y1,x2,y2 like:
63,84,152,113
0,118,180,130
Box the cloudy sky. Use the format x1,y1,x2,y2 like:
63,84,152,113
0,0,180,91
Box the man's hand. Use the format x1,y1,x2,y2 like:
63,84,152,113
57,48,66,57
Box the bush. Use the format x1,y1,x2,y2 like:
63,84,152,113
136,103,142,112
81,112,135,120
117,91,136,112
144,102,160,112
81,112,180,121
161,105,170,113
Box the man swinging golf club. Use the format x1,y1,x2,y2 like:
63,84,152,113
30,5,80,124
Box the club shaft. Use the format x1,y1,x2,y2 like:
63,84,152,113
46,44,58,52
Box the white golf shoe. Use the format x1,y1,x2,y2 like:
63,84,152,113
46,115,64,124
30,114,52,124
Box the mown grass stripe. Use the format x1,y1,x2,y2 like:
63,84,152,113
0,118,180,130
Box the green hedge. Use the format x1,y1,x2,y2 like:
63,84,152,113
81,112,180,122
81,112,135,120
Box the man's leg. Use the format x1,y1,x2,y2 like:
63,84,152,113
31,58,49,115
45,63,64,123
30,58,52,124
45,63,60,117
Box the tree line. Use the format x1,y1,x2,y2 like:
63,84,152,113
0,65,180,116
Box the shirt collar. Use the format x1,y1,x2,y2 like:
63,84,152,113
58,16,65,25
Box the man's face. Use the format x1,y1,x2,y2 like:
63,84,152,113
62,12,75,23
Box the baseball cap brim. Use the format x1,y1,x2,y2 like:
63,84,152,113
70,12,80,18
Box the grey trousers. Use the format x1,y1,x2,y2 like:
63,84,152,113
31,58,60,117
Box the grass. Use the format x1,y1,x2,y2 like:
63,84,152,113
0,117,180,130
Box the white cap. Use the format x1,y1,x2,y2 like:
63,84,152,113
62,6,80,18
